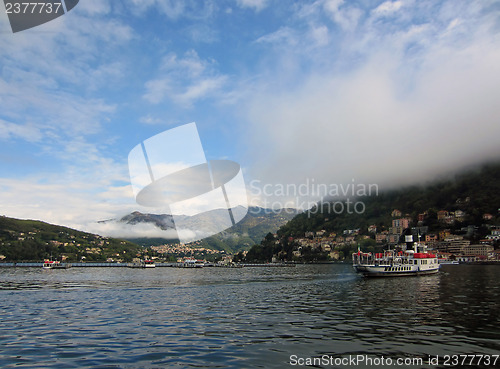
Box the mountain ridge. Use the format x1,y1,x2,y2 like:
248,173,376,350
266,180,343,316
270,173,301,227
120,206,298,252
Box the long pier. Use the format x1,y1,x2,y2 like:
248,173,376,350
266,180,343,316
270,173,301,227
0,262,296,268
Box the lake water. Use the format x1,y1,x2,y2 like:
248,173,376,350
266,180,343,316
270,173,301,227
0,264,499,368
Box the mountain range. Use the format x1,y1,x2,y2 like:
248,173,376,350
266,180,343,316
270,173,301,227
118,206,298,252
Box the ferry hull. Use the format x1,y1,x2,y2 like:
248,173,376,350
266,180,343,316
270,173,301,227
354,265,439,277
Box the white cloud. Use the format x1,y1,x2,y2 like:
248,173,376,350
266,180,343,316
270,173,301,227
255,27,298,45
254,23,333,59
139,115,164,125
323,0,362,31
372,1,403,17
309,25,329,46
0,119,42,142
0,77,116,141
86,220,179,239
0,175,134,230
129,0,157,13
87,62,125,91
143,77,172,104
178,76,228,104
76,0,112,15
128,0,215,20
236,0,268,12
156,0,188,19
160,50,207,77
143,51,228,106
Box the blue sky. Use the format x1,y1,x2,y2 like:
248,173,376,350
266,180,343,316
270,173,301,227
1,0,500,236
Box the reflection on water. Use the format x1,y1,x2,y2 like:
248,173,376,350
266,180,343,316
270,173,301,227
0,264,499,368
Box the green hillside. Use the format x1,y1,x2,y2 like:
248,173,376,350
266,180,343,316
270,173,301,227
198,207,298,252
279,162,500,238
242,162,500,262
0,216,140,262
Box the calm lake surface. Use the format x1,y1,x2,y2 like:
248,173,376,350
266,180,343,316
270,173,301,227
0,264,499,368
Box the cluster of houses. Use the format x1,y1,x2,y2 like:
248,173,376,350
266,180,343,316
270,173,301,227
292,229,367,260
149,242,227,257
289,208,500,262
383,209,499,262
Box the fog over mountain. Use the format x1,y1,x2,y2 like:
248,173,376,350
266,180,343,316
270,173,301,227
243,1,500,206
92,206,297,245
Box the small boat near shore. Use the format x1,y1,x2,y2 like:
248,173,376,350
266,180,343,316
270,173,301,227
352,236,440,277
128,259,156,268
42,260,71,269
143,259,156,268
177,258,204,268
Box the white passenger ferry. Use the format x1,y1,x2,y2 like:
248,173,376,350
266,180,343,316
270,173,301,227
42,260,71,269
178,258,204,268
143,259,156,268
128,259,156,268
352,236,440,277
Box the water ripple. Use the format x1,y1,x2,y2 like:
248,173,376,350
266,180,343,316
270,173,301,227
0,264,499,368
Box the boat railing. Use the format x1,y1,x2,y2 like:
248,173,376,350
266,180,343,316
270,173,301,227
353,250,401,265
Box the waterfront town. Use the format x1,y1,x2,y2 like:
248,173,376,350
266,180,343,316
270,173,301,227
1,199,499,264
148,242,228,262
285,207,500,263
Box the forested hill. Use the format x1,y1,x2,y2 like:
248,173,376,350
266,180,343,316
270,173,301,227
277,162,500,238
0,216,140,262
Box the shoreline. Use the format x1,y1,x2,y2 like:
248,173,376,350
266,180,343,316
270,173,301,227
1,261,499,268
0,262,297,268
